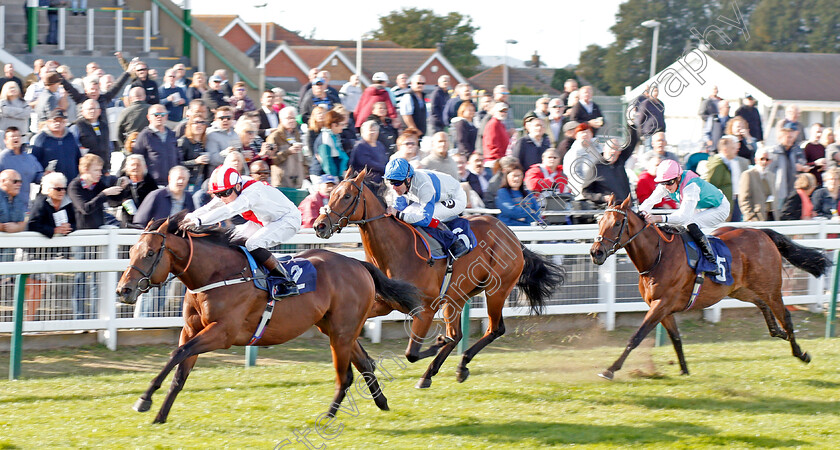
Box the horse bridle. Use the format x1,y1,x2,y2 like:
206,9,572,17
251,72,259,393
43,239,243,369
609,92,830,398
127,230,194,293
594,207,662,274
320,179,386,235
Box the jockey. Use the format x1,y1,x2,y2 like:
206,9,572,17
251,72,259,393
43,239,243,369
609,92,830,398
180,165,302,296
639,159,730,274
383,158,470,259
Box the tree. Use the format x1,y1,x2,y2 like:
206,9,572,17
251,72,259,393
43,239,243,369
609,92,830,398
372,8,481,77
550,68,578,93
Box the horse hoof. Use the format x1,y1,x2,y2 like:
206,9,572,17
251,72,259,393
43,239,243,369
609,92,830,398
133,398,152,413
415,378,432,389
456,367,470,383
152,416,167,424
598,370,614,381
801,352,811,364
377,398,390,411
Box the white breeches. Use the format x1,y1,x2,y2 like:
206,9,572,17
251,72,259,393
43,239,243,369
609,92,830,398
233,216,299,251
689,196,730,229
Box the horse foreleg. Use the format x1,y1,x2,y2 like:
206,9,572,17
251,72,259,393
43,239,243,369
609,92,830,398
600,300,670,381
326,341,354,418
134,322,228,421
458,288,510,383
660,314,689,376
404,307,441,363
350,341,389,411
756,300,787,339
152,354,198,424
416,302,462,389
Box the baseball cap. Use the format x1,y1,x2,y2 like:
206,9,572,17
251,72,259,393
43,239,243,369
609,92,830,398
491,102,509,114
320,175,339,185
47,109,67,120
372,72,389,82
562,121,580,133
744,93,755,100
208,75,222,83
522,111,539,124
313,77,326,85
781,122,799,132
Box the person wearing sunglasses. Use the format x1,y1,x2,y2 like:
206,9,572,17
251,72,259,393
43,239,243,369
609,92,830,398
128,60,160,105
399,74,427,136
639,159,730,275
383,158,470,259
131,104,181,185
180,165,301,298
0,168,26,233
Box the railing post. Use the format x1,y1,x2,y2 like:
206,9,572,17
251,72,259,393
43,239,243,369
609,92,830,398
367,317,382,344
197,42,205,73
86,9,94,52
245,346,258,367
57,7,66,51
27,0,37,53
826,250,840,338
457,299,471,354
99,230,120,350
143,10,151,54
0,6,6,50
182,0,192,58
115,9,123,52
9,274,28,380
598,254,617,330
151,2,159,36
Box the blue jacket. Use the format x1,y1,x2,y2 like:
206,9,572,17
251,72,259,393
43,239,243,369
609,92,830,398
132,127,181,185
496,187,539,226
349,140,388,183
30,130,82,182
132,187,195,227
159,85,187,122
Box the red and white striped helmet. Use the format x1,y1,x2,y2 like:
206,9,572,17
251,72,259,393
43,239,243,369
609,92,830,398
208,165,242,194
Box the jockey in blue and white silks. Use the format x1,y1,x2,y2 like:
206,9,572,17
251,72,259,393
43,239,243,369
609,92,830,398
384,158,469,258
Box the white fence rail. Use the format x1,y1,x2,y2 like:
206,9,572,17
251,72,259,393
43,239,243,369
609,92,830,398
0,221,838,350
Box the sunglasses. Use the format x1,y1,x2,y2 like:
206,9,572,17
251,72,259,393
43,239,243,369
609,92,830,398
193,121,209,125
757,157,769,161
416,82,426,85
152,112,168,117
52,186,66,191
10,179,22,184
386,179,405,187
218,116,232,120
213,187,236,198
659,178,679,186
255,171,270,175
136,68,148,72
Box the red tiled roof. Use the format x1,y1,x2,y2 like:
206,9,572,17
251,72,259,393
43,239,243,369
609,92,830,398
315,39,402,49
339,48,436,80
289,46,342,68
246,23,310,46
469,65,561,95
192,15,238,35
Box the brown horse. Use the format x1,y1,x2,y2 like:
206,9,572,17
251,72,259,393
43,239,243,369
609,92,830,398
590,195,831,380
116,211,423,423
313,169,565,388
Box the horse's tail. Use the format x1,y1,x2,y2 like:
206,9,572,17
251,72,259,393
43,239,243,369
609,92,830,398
760,229,832,278
517,247,565,315
360,261,424,314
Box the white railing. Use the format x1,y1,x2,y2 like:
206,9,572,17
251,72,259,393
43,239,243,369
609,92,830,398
0,221,838,349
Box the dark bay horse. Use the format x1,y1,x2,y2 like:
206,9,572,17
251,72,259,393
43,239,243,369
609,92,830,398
590,195,831,380
313,169,565,388
116,211,423,423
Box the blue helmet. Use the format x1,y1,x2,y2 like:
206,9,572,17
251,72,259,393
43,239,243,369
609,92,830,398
384,158,414,181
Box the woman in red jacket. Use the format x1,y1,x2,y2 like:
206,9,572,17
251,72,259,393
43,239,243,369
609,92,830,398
482,102,511,178
524,148,568,193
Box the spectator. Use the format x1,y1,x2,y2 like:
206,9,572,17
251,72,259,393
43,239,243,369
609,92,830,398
233,118,262,167
513,112,551,171
116,86,150,149
636,154,678,209
475,93,492,127
780,173,818,220
132,104,180,185
172,63,191,90
570,86,604,134
70,99,109,162
487,85,514,132
31,109,82,182
317,70,340,100
399,74,427,136
366,101,398,155
271,87,286,112
203,75,231,112
734,94,763,142
495,164,539,226
177,115,210,190
428,75,450,133
205,106,239,166
257,90,278,139
697,85,721,123
129,61,159,105
825,127,840,170
421,132,458,179
35,72,68,127
266,106,307,188
63,69,133,154
296,68,320,101
581,127,639,207
0,64,24,93
703,99,730,151
812,167,839,219
23,60,43,93
704,135,750,221
558,78,579,113
333,104,356,154
133,165,194,227
0,126,42,208
158,69,187,124
802,123,826,186
443,83,474,128
24,65,53,117
451,101,477,157
465,152,489,199
173,99,208,139
563,123,600,200
390,73,410,106
546,98,565,146
775,104,805,147
636,85,665,138
453,153,483,206
299,174,338,228
229,81,256,120
556,120,579,161
725,116,758,164
339,74,363,114
349,120,388,184
354,72,397,130
483,156,519,209
112,154,157,226
482,102,510,177
67,154,122,229
738,146,776,221
45,3,59,45
314,110,349,177
249,160,271,184
0,169,26,232
533,97,550,120
212,69,234,98
300,77,339,124
389,130,423,168
186,71,207,102
637,131,680,172
304,105,327,161
524,148,566,193
768,123,809,214
0,81,31,135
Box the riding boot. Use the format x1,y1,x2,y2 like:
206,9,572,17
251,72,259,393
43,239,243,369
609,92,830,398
686,223,720,276
262,253,299,297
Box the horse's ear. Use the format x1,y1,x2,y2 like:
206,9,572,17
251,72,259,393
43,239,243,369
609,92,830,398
620,194,632,209
343,166,355,180
606,194,615,206
355,167,367,183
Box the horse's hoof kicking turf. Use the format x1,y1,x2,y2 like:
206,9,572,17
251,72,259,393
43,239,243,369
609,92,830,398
415,378,432,389
597,370,614,381
133,398,152,412
456,367,470,383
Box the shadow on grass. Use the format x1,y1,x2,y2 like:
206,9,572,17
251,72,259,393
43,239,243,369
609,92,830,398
376,419,806,447
607,394,840,416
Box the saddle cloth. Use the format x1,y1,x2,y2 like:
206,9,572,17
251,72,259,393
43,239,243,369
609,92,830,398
239,247,318,295
416,217,477,260
679,233,734,285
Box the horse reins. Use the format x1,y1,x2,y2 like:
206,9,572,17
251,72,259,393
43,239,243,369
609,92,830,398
594,207,662,275
127,230,196,293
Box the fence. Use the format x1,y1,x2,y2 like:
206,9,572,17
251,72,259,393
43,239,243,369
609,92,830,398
1,220,838,350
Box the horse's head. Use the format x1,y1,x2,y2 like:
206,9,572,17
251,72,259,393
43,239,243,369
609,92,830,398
116,215,181,304
314,168,378,239
590,194,635,265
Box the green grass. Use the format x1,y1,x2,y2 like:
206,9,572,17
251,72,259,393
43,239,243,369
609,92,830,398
0,311,839,448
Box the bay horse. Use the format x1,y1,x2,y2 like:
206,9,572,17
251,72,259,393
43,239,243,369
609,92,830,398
590,195,831,380
313,169,565,388
116,211,423,423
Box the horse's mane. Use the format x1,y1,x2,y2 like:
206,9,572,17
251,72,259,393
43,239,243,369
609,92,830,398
613,202,683,236
346,169,388,208
148,210,237,248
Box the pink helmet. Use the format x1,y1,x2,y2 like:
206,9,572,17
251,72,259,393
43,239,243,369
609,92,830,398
208,165,242,193
654,159,682,183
